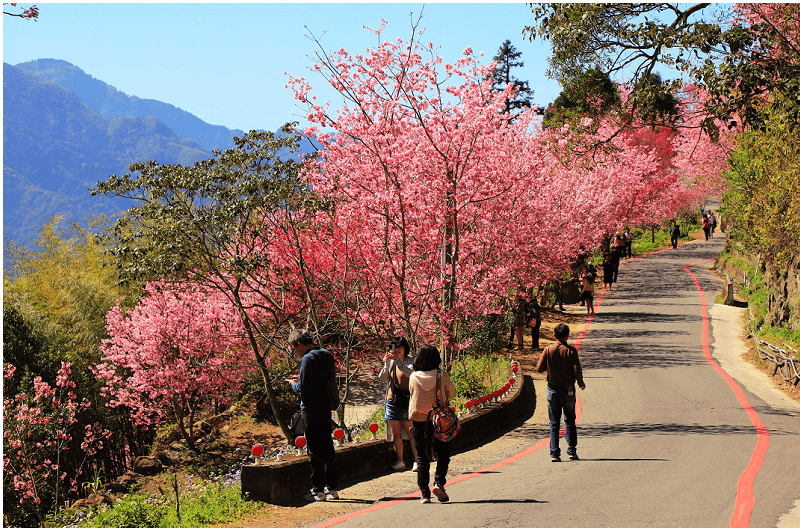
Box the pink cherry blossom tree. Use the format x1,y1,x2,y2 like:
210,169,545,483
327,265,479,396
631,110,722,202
95,282,253,451
288,21,559,364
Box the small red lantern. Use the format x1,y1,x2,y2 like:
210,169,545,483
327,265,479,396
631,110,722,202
465,400,473,409
252,444,264,457
493,390,500,398
450,406,456,412
479,395,487,403
295,436,306,448
333,428,344,440
509,377,516,385
369,422,379,433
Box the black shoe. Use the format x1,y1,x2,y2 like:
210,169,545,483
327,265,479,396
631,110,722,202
568,452,579,461
551,455,561,462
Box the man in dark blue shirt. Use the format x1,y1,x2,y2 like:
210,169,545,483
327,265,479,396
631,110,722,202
286,329,338,501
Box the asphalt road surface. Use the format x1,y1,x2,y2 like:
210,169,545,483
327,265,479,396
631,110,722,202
317,236,800,528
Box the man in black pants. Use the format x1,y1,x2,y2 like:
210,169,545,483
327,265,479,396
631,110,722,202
287,329,338,502
671,220,680,249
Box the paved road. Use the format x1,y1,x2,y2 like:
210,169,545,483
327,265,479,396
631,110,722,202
317,237,800,528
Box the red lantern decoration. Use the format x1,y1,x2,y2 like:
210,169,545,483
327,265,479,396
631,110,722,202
465,400,473,409
333,428,344,440
479,395,487,403
295,436,306,448
251,444,264,457
369,422,379,433
493,390,500,398
509,377,516,385
450,406,456,412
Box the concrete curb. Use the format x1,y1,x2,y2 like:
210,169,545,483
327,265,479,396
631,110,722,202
241,370,532,505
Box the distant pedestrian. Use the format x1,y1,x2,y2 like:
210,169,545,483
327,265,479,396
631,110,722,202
671,220,680,249
527,297,542,349
286,329,338,501
535,323,586,462
579,266,595,315
602,253,614,290
507,293,528,351
709,211,717,237
623,228,633,258
702,214,710,240
410,344,457,504
379,336,418,472
609,244,621,283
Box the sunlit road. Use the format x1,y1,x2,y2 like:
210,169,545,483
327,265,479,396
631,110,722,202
315,236,800,528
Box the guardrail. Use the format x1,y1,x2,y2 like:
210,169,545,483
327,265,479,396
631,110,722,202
750,309,800,387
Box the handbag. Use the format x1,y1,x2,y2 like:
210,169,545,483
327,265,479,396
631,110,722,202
428,370,460,442
386,363,411,403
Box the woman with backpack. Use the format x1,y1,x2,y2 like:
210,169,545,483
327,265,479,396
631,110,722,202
379,336,418,472
409,344,457,504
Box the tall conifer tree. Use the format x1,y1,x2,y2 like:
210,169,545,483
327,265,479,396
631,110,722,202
490,40,534,117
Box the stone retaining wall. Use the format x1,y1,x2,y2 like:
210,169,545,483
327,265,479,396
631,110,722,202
241,371,533,505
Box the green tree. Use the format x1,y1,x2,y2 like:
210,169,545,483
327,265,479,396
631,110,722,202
541,67,619,130
489,39,535,116
91,126,314,442
523,3,751,131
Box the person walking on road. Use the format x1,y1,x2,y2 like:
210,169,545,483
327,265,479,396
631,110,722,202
286,329,339,502
410,344,457,504
527,297,542,350
702,213,711,240
623,228,633,258
671,220,681,249
601,253,614,290
579,266,596,315
379,336,418,472
535,323,586,462
507,293,528,351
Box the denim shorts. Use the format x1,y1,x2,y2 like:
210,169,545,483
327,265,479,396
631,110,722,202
384,394,410,421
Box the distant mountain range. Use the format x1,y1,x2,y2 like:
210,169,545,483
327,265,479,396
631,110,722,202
16,59,246,152
3,59,314,252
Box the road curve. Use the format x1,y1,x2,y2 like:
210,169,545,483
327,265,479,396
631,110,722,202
314,236,800,528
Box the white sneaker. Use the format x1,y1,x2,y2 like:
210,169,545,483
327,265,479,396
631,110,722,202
391,460,405,471
326,489,339,500
412,462,419,472
312,491,326,502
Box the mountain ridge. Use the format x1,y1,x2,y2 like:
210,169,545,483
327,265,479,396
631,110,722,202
15,58,246,152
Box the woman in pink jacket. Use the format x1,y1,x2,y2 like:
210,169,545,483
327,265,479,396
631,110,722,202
409,344,457,504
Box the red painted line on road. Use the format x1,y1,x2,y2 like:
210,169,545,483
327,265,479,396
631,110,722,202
315,289,599,528
684,258,770,529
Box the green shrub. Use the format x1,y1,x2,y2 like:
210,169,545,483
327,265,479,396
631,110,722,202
449,354,510,406
85,493,168,528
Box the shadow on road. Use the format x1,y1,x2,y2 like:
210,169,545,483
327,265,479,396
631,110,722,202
581,421,782,437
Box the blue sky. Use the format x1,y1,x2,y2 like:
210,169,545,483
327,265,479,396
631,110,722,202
3,3,563,132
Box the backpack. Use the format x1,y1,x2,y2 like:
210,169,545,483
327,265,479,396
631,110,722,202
428,370,460,442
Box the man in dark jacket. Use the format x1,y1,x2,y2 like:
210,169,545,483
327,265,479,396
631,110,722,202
286,329,338,501
535,323,586,462
671,220,681,249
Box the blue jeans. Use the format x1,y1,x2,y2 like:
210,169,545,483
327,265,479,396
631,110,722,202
547,385,577,458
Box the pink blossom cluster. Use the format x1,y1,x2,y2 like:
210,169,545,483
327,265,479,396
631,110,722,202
95,281,254,427
3,361,105,516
